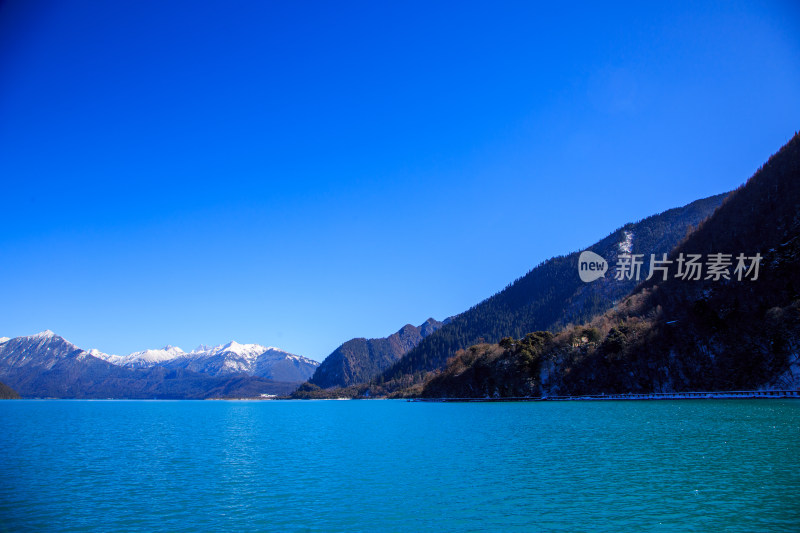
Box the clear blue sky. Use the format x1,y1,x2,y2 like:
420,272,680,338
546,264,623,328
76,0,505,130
1,1,799,360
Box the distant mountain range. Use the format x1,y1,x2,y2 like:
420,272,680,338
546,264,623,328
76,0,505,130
306,318,443,389
0,331,317,398
91,341,318,382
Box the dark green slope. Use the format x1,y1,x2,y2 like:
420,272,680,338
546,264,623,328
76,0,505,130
423,132,800,398
0,380,20,399
378,192,728,391
308,318,442,389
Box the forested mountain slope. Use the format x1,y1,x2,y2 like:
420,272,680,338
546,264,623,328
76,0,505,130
0,380,20,399
423,132,800,398
308,318,442,389
378,193,727,392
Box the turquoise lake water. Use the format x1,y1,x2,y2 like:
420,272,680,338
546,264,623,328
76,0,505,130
1,399,798,532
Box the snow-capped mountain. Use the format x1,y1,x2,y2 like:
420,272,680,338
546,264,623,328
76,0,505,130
173,342,319,382
0,330,88,371
92,345,187,367
92,339,319,382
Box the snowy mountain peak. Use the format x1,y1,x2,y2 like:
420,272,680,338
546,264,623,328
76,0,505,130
0,330,84,371
116,345,187,367
161,345,184,353
218,341,268,358
0,337,9,344
87,348,123,364
192,344,220,354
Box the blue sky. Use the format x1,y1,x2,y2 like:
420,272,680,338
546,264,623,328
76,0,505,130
1,1,799,360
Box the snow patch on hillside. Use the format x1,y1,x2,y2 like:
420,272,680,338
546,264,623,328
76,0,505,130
618,230,634,253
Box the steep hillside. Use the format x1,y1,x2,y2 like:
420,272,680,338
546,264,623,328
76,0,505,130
377,193,727,392
423,132,800,398
308,318,443,389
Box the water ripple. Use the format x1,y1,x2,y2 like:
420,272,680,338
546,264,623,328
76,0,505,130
1,399,798,532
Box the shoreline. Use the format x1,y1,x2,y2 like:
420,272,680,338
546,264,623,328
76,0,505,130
411,390,800,402
6,390,798,401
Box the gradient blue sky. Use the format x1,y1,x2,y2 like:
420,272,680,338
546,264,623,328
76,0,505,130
1,1,799,360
